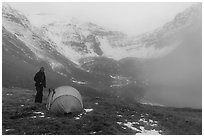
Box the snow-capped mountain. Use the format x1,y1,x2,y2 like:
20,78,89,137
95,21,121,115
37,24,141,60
38,3,201,64
3,3,201,64
40,21,106,64
2,3,201,96
41,19,172,63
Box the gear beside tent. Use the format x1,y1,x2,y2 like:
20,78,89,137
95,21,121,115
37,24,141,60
46,86,83,114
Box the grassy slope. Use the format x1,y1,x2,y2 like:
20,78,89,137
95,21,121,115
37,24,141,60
2,87,202,135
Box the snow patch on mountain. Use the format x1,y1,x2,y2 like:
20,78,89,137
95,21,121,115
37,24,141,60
109,75,134,88
100,38,181,60
41,21,102,64
48,60,64,70
3,15,46,61
70,77,88,85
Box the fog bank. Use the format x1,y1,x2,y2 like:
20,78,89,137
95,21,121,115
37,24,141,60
144,27,202,109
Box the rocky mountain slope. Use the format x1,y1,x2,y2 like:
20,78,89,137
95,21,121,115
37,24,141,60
2,3,202,106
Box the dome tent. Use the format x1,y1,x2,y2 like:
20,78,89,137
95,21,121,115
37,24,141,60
46,86,83,114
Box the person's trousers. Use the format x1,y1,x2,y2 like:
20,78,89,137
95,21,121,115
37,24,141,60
35,86,43,103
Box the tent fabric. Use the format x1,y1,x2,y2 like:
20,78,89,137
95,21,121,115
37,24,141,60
50,95,82,114
46,86,83,114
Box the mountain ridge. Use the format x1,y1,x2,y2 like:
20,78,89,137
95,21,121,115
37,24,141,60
2,3,201,64
2,3,202,108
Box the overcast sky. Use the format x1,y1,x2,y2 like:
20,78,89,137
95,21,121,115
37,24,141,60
8,2,195,35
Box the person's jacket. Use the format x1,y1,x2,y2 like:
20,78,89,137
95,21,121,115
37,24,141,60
34,71,46,88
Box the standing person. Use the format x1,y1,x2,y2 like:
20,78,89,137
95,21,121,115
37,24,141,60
34,67,46,104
